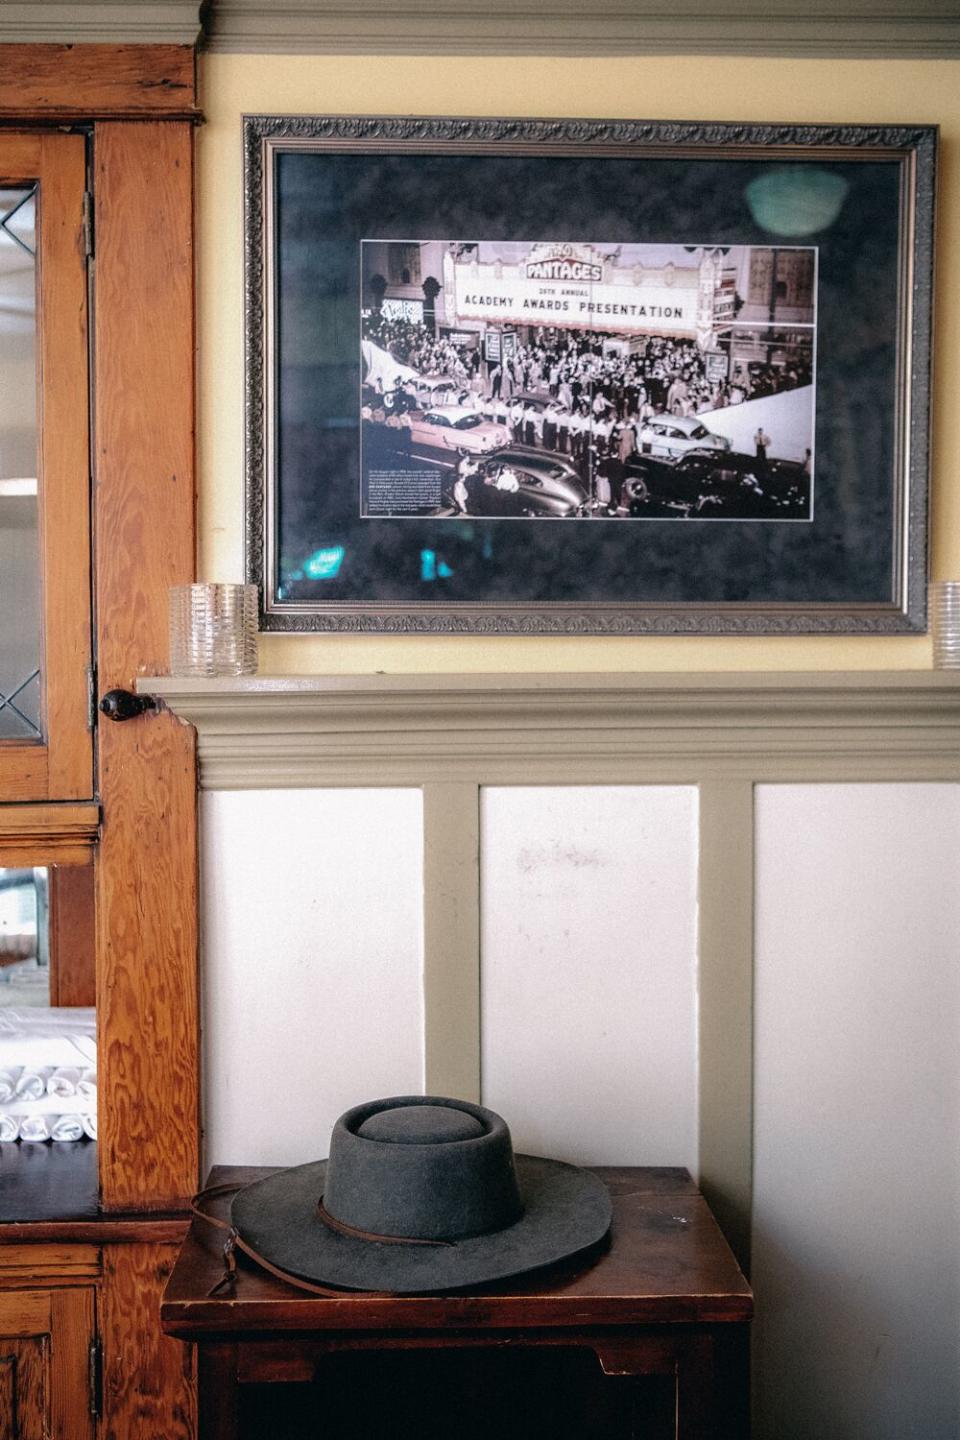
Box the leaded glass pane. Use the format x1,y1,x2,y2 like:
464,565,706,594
0,186,40,742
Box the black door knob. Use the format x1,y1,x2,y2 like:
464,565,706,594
98,689,158,722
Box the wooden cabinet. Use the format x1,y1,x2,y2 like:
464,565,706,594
0,1282,95,1439
0,38,201,1440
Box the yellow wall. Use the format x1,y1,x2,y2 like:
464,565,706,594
198,53,960,674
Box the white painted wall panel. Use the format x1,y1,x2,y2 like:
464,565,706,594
201,788,424,1168
480,785,699,1170
754,784,960,1440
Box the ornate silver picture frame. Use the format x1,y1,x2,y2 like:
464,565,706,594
244,116,936,634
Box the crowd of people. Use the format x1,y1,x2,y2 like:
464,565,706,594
363,313,482,387
362,314,812,426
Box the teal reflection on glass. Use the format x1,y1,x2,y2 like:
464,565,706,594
420,550,453,582
745,168,849,237
304,545,345,580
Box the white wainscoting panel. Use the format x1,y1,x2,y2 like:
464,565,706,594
201,788,425,1167
479,785,699,1170
753,783,960,1440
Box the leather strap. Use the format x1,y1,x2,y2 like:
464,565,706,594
190,1181,384,1298
190,1181,452,1299
316,1196,454,1248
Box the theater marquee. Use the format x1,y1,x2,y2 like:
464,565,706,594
449,239,702,338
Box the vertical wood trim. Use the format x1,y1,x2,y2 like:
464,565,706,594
49,1287,95,1440
36,130,93,799
48,863,96,1007
94,120,199,1210
422,782,480,1102
100,1243,196,1440
697,779,755,1270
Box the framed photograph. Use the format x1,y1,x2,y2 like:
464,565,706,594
244,116,936,633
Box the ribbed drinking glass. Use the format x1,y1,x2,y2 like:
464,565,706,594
169,583,258,677
930,581,960,670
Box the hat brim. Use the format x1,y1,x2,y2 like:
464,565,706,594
231,1155,612,1294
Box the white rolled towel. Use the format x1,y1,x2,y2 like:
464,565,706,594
47,1066,82,1098
19,1114,51,1143
81,1112,97,1141
14,1066,53,1101
77,1069,97,1099
1,1093,92,1119
0,1006,95,1035
0,1067,21,1103
0,1113,20,1142
0,1034,95,1069
50,1114,84,1142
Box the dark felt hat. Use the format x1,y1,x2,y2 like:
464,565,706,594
230,1095,612,1294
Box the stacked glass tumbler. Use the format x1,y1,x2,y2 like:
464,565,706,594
169,583,258,677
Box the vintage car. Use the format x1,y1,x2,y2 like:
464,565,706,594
639,414,732,459
415,375,463,409
407,406,511,455
456,446,592,518
484,392,570,426
618,448,809,519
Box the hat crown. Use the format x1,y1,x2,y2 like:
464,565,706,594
357,1104,484,1146
323,1096,524,1242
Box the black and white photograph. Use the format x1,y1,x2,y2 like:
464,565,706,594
247,116,933,631
360,239,816,522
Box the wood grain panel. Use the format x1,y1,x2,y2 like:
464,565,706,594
0,1290,61,1439
0,1289,96,1440
0,44,197,119
101,1243,196,1440
94,121,199,1211
48,863,96,1006
49,1288,95,1440
0,1355,15,1438
0,802,99,843
0,749,47,800
0,844,90,867
0,1342,46,1439
0,1245,99,1284
0,1291,51,1336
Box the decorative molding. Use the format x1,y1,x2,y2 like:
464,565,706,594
2,0,956,57
0,2,202,46
0,2,203,46
203,0,960,57
142,672,960,788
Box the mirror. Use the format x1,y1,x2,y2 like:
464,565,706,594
0,864,95,1008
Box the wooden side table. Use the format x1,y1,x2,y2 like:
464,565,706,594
161,1165,752,1439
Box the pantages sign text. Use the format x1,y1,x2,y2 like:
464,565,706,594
449,240,701,338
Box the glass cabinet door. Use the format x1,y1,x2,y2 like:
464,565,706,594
0,133,92,800
0,183,40,744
